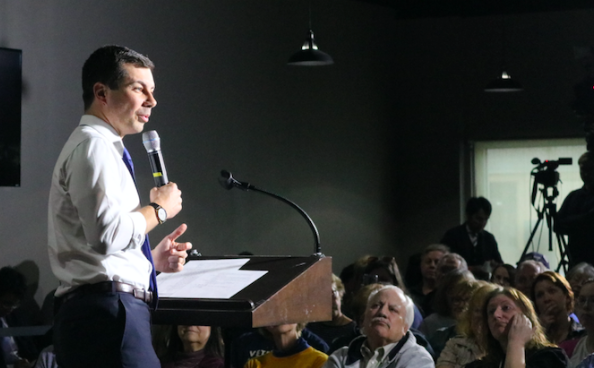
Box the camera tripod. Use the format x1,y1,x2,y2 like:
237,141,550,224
520,185,570,273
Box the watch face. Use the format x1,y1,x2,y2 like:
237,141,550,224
157,208,167,222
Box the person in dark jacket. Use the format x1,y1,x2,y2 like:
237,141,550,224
441,197,502,274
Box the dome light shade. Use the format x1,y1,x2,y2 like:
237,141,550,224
288,30,333,66
485,71,523,92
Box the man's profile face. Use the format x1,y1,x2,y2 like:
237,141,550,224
363,288,408,344
467,209,489,233
102,64,156,138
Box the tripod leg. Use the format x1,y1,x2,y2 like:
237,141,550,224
520,215,543,263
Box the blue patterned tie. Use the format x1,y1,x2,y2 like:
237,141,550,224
122,147,159,309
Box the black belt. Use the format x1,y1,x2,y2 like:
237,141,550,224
60,281,153,304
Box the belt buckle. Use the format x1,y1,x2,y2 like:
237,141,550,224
133,288,152,304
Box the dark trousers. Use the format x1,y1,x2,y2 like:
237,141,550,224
54,291,160,368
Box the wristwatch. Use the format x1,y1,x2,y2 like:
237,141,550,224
149,203,167,224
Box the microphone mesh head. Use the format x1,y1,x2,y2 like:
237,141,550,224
142,130,161,152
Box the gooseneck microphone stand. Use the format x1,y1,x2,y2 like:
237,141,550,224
219,170,323,257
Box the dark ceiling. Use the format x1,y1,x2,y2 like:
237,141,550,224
354,0,594,19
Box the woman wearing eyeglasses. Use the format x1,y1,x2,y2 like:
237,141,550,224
570,279,594,367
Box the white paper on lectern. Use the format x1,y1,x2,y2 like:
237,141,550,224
156,259,267,299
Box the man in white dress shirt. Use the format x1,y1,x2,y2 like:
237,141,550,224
48,45,191,368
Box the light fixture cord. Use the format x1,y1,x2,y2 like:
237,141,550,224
308,0,312,30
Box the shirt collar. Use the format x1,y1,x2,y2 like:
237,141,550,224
79,114,125,154
361,340,399,363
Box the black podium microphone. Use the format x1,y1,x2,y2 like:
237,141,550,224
219,170,322,256
142,130,169,187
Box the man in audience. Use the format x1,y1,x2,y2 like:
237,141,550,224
323,285,434,368
556,151,594,268
407,244,449,317
440,197,503,271
515,260,547,298
408,244,449,316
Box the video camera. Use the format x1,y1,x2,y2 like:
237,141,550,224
530,157,572,205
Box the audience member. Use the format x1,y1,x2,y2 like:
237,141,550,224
514,260,547,298
567,263,594,298
556,151,594,269
330,283,435,359
490,264,515,287
0,266,38,368
154,325,224,368
408,244,449,317
430,280,482,358
440,197,503,272
323,285,434,368
307,275,358,353
417,253,468,317
361,257,424,329
230,326,328,368
340,255,375,319
436,254,468,279
244,323,327,368
570,278,594,367
465,287,567,368
436,283,498,368
531,271,584,357
419,270,475,342
363,257,407,291
519,252,550,270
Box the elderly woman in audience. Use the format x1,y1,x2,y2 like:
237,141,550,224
307,274,358,353
243,323,327,368
567,263,594,298
490,264,515,287
531,271,584,356
155,325,224,368
465,286,567,368
419,269,475,342
436,282,498,368
570,279,594,367
429,279,483,357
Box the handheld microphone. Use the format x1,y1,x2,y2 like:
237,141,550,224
142,130,169,187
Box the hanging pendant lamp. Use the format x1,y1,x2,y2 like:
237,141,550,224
485,70,523,92
287,4,333,66
484,15,522,92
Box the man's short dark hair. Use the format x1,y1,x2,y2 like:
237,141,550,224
465,196,492,217
82,45,154,110
0,267,27,299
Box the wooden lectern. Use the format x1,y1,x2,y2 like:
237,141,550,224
152,255,332,328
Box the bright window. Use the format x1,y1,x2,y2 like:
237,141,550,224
473,138,586,271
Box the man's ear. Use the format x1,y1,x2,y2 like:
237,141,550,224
93,82,109,105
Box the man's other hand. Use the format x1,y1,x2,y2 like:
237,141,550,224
152,223,192,273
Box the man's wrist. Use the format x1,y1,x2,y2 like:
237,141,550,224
149,203,167,224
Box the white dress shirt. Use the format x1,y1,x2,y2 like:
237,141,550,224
48,115,151,297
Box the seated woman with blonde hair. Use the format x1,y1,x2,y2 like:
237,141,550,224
436,282,498,368
465,286,567,368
